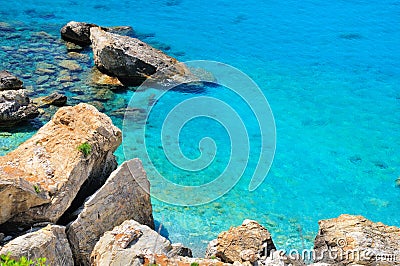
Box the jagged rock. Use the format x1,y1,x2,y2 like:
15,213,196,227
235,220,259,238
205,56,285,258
314,214,400,265
41,92,67,106
0,225,74,266
90,220,173,266
0,103,121,227
90,27,195,85
61,21,98,45
0,89,39,126
67,159,155,266
0,70,23,90
205,219,276,263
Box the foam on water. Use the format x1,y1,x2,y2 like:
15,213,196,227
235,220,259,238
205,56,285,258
1,0,399,256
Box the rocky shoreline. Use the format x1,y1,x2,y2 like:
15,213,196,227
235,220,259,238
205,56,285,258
1,21,400,265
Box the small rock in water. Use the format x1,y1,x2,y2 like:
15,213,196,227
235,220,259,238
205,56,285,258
58,60,82,72
395,177,400,188
36,75,50,85
41,92,67,106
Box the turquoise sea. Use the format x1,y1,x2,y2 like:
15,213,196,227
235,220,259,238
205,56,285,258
1,0,400,257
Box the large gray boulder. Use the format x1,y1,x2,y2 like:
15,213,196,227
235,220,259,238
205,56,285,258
0,103,121,226
0,89,39,127
90,27,195,85
67,159,155,266
0,225,74,266
314,214,400,265
0,70,23,90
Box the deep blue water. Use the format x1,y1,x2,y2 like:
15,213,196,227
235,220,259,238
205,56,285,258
1,0,400,257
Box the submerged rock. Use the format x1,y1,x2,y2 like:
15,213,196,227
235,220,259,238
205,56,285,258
58,59,82,72
90,27,195,86
0,225,74,266
314,214,400,265
41,92,67,106
0,89,39,127
0,103,121,227
0,70,23,90
89,67,124,88
205,219,276,263
67,159,155,265
90,220,177,266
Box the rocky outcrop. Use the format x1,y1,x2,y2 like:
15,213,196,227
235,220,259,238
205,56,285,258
0,70,23,90
0,103,121,227
0,89,39,126
205,219,276,264
314,214,400,265
0,225,74,266
90,27,195,85
90,220,176,266
67,159,154,265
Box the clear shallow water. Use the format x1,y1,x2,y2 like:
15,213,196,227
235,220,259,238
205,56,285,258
1,0,400,257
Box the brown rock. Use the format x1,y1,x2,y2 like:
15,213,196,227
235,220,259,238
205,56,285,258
41,92,67,106
89,67,124,87
314,214,400,265
67,159,155,265
0,103,121,226
205,219,276,263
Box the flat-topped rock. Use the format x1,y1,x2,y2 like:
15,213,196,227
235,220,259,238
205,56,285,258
0,103,121,227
